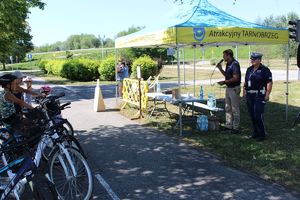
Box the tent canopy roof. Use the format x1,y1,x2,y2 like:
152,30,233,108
115,0,288,48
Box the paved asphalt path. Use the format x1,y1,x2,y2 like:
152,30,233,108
41,82,299,200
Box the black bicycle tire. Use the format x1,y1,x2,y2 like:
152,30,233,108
47,146,93,200
42,133,86,162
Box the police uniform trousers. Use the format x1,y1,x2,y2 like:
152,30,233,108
246,92,266,138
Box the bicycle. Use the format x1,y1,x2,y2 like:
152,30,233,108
34,92,74,136
33,93,85,161
0,106,93,199
0,131,58,200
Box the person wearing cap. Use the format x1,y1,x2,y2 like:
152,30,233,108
11,71,42,114
0,74,34,137
12,70,26,113
243,52,273,141
12,70,26,84
217,49,241,134
23,76,33,106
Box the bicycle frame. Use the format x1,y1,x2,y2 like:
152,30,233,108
0,156,35,200
0,121,77,199
0,94,79,199
39,102,78,176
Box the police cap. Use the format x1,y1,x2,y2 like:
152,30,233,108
250,52,263,60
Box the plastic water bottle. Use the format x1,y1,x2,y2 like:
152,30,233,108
199,86,204,100
200,115,205,131
204,116,208,131
157,82,161,93
212,94,216,108
197,115,208,131
207,93,216,108
207,93,213,107
197,115,201,130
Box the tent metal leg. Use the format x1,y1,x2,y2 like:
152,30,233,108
285,43,290,122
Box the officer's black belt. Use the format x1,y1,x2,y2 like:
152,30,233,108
247,90,265,94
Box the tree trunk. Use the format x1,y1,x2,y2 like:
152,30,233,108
2,62,6,70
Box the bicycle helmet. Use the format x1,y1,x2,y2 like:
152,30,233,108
0,74,18,87
40,85,52,93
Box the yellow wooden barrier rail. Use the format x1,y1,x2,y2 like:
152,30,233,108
121,78,149,115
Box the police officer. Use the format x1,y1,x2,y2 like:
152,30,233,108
243,52,273,141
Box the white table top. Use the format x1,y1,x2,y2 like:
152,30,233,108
146,92,205,104
146,92,223,112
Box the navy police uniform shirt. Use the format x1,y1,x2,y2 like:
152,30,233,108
245,64,272,91
225,59,241,87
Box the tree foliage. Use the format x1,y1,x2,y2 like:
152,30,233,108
116,25,145,38
261,12,299,57
0,0,45,69
33,34,115,52
65,34,100,50
116,25,169,71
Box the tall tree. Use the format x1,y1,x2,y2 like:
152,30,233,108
65,34,100,50
261,12,299,57
0,0,45,69
116,25,144,38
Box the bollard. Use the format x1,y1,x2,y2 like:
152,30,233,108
93,79,105,112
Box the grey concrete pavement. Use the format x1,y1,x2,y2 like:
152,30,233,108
55,84,300,200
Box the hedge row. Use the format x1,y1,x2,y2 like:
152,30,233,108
38,59,100,81
38,56,158,81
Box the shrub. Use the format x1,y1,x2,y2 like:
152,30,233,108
61,59,100,81
99,56,116,81
131,55,158,80
38,60,48,73
39,59,100,81
44,60,66,75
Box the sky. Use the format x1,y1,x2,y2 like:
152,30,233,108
28,0,300,46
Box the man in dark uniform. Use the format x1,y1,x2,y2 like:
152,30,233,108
217,49,241,134
243,52,273,141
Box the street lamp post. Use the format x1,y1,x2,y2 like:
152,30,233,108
101,35,105,60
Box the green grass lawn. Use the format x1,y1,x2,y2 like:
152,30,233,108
2,60,40,71
121,80,300,192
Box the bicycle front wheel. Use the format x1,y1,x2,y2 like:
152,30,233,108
48,147,93,200
43,134,85,162
55,119,74,136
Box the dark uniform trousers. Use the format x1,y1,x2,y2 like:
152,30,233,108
246,92,266,138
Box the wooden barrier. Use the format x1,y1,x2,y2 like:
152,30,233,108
121,78,149,116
